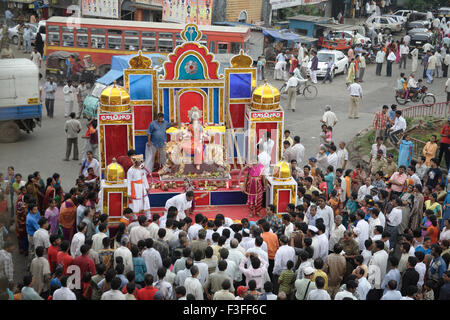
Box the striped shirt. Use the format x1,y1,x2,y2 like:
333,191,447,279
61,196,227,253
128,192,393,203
373,111,389,130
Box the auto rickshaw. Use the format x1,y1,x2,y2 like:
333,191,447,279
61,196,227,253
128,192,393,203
45,51,79,86
80,54,96,86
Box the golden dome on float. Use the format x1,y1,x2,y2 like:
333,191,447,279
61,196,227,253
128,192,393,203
100,82,130,113
272,161,291,181
252,81,280,110
230,49,253,68
105,158,125,184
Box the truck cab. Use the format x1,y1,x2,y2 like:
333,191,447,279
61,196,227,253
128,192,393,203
0,59,42,142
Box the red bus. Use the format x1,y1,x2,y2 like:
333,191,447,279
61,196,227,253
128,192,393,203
45,16,251,77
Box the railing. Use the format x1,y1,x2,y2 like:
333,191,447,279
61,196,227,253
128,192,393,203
410,137,426,161
400,102,450,119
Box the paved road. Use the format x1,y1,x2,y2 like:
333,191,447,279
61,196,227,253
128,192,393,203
1,35,448,284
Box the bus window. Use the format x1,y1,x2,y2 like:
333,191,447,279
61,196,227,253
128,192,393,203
91,35,105,49
108,36,123,50
158,32,173,53
175,33,183,47
141,37,156,51
108,30,123,50
142,31,156,37
124,30,139,37
209,41,215,53
76,28,88,48
231,42,241,54
62,27,74,46
218,43,228,54
91,28,106,35
125,36,139,50
47,25,60,45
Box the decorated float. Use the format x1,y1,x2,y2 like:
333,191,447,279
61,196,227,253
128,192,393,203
98,24,294,223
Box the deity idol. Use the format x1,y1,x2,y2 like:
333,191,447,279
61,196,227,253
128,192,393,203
181,106,208,170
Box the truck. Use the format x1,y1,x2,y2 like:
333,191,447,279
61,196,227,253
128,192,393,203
0,59,42,143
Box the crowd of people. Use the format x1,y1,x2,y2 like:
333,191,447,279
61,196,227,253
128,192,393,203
0,108,449,300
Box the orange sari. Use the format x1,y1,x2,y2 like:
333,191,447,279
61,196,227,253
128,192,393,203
58,199,77,242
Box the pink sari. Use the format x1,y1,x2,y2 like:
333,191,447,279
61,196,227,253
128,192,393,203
395,46,401,63
245,164,264,212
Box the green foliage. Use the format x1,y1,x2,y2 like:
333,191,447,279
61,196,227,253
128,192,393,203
278,4,324,21
404,0,437,11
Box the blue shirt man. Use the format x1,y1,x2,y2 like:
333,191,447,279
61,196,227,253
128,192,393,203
147,113,172,148
26,208,40,236
381,267,401,293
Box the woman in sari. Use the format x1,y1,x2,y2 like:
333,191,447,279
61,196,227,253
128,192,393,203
242,161,266,218
328,189,342,216
399,184,414,234
395,40,401,63
425,192,442,224
410,184,425,231
346,58,356,85
25,174,38,203
397,134,413,168
316,173,328,198
351,164,366,194
58,193,78,242
422,135,438,166
15,189,29,255
42,177,56,212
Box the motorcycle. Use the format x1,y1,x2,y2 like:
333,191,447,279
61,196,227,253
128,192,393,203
395,86,436,105
366,44,382,64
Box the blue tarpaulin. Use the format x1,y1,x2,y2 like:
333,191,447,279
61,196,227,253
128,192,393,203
96,53,167,85
262,29,301,42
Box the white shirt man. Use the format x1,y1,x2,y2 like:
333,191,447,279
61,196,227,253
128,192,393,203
348,82,363,97
316,232,329,262
92,231,108,252
387,207,402,228
114,243,134,274
147,219,160,239
127,164,150,215
142,245,162,280
307,288,331,300
292,140,305,165
391,115,407,133
194,260,210,285
52,286,76,300
357,183,373,201
101,289,126,300
376,50,385,63
415,259,426,289
327,151,338,171
246,246,268,264
33,227,50,250
165,193,193,221
258,150,271,176
329,223,346,251
321,108,338,127
62,82,75,117
399,44,409,56
129,224,151,246
337,145,348,169
184,273,204,300
188,222,203,241
369,248,388,282
273,242,296,276
356,218,370,251
335,289,357,300
369,216,382,239
357,276,372,300
316,202,335,235
30,50,42,67
70,231,85,258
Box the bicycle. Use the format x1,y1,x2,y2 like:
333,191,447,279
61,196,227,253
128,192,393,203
279,78,318,100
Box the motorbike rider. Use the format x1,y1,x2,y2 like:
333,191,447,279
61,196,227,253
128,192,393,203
406,73,419,100
397,72,407,96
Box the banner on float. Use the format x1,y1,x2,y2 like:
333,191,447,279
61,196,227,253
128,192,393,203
163,0,213,25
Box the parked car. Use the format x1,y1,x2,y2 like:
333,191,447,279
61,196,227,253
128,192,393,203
7,23,38,45
410,33,432,56
406,20,431,31
392,10,414,19
365,16,402,34
329,30,371,46
407,12,429,23
307,49,349,78
408,28,432,36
